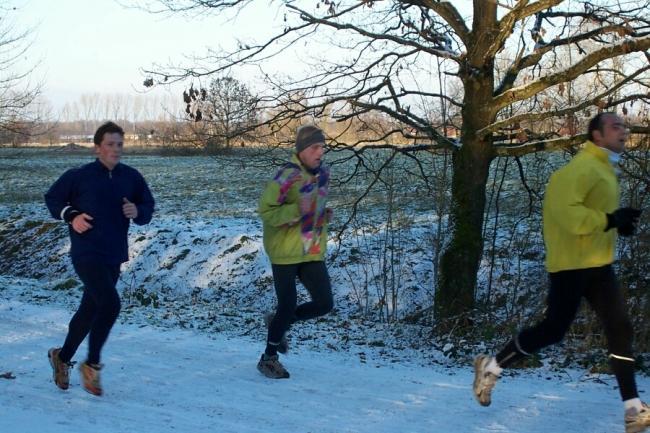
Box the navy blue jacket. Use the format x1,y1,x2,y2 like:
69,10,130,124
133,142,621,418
45,159,155,264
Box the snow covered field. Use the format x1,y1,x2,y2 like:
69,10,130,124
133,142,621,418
0,149,547,327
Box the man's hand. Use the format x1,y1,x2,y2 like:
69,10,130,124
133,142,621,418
71,213,93,234
122,197,138,219
606,207,642,236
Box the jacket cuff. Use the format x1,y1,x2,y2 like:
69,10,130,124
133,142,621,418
62,207,81,223
604,212,615,232
132,205,143,224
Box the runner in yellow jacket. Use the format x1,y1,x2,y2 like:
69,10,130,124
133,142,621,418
473,113,649,433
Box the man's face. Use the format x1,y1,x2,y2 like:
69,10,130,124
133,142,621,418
594,114,628,154
95,132,123,169
299,142,325,170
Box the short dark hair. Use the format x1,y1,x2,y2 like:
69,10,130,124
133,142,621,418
94,121,125,145
587,112,616,142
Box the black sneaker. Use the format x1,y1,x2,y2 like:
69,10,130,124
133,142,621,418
257,354,290,379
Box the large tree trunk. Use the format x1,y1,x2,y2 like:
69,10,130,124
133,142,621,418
435,135,493,322
434,0,497,325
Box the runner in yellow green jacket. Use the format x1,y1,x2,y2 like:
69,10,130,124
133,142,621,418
473,113,649,433
257,125,334,379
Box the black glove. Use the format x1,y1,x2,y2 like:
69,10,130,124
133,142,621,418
605,207,642,236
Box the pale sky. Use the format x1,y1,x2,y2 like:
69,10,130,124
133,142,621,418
7,0,481,117
8,0,285,112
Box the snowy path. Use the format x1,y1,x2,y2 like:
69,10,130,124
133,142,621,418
0,299,641,433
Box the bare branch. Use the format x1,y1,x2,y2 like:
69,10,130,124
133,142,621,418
287,3,463,62
494,134,585,157
495,23,646,95
483,66,650,136
402,0,470,43
630,126,650,135
494,35,650,109
350,98,457,148
486,0,563,59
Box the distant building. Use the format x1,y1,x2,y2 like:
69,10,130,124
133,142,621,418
60,134,94,143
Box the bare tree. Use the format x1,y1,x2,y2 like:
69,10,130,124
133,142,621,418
184,76,259,151
0,6,46,138
79,94,96,132
142,0,650,325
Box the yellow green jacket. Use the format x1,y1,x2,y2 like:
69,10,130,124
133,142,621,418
543,141,619,273
258,154,330,264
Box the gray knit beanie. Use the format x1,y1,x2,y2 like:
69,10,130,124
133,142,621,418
295,125,326,153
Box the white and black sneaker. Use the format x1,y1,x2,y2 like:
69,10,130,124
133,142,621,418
625,402,650,433
473,354,499,407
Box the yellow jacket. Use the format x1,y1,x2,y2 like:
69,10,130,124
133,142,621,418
543,141,619,272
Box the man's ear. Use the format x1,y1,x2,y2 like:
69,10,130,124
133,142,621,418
591,128,603,144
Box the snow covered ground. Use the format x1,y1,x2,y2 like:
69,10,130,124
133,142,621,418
1,280,645,433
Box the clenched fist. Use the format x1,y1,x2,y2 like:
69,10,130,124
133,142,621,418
71,213,94,234
122,197,138,219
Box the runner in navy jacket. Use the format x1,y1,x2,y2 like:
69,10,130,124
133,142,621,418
45,121,154,396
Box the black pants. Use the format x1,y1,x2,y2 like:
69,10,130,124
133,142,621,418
58,262,121,365
266,261,334,352
496,265,638,400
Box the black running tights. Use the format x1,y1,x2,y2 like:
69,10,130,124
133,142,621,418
266,261,333,355
58,262,121,365
496,265,638,401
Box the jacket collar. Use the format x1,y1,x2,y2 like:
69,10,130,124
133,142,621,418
93,158,121,172
583,140,610,165
291,153,320,175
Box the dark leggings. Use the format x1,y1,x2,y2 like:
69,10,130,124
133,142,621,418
58,262,121,365
266,261,334,354
496,265,637,400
